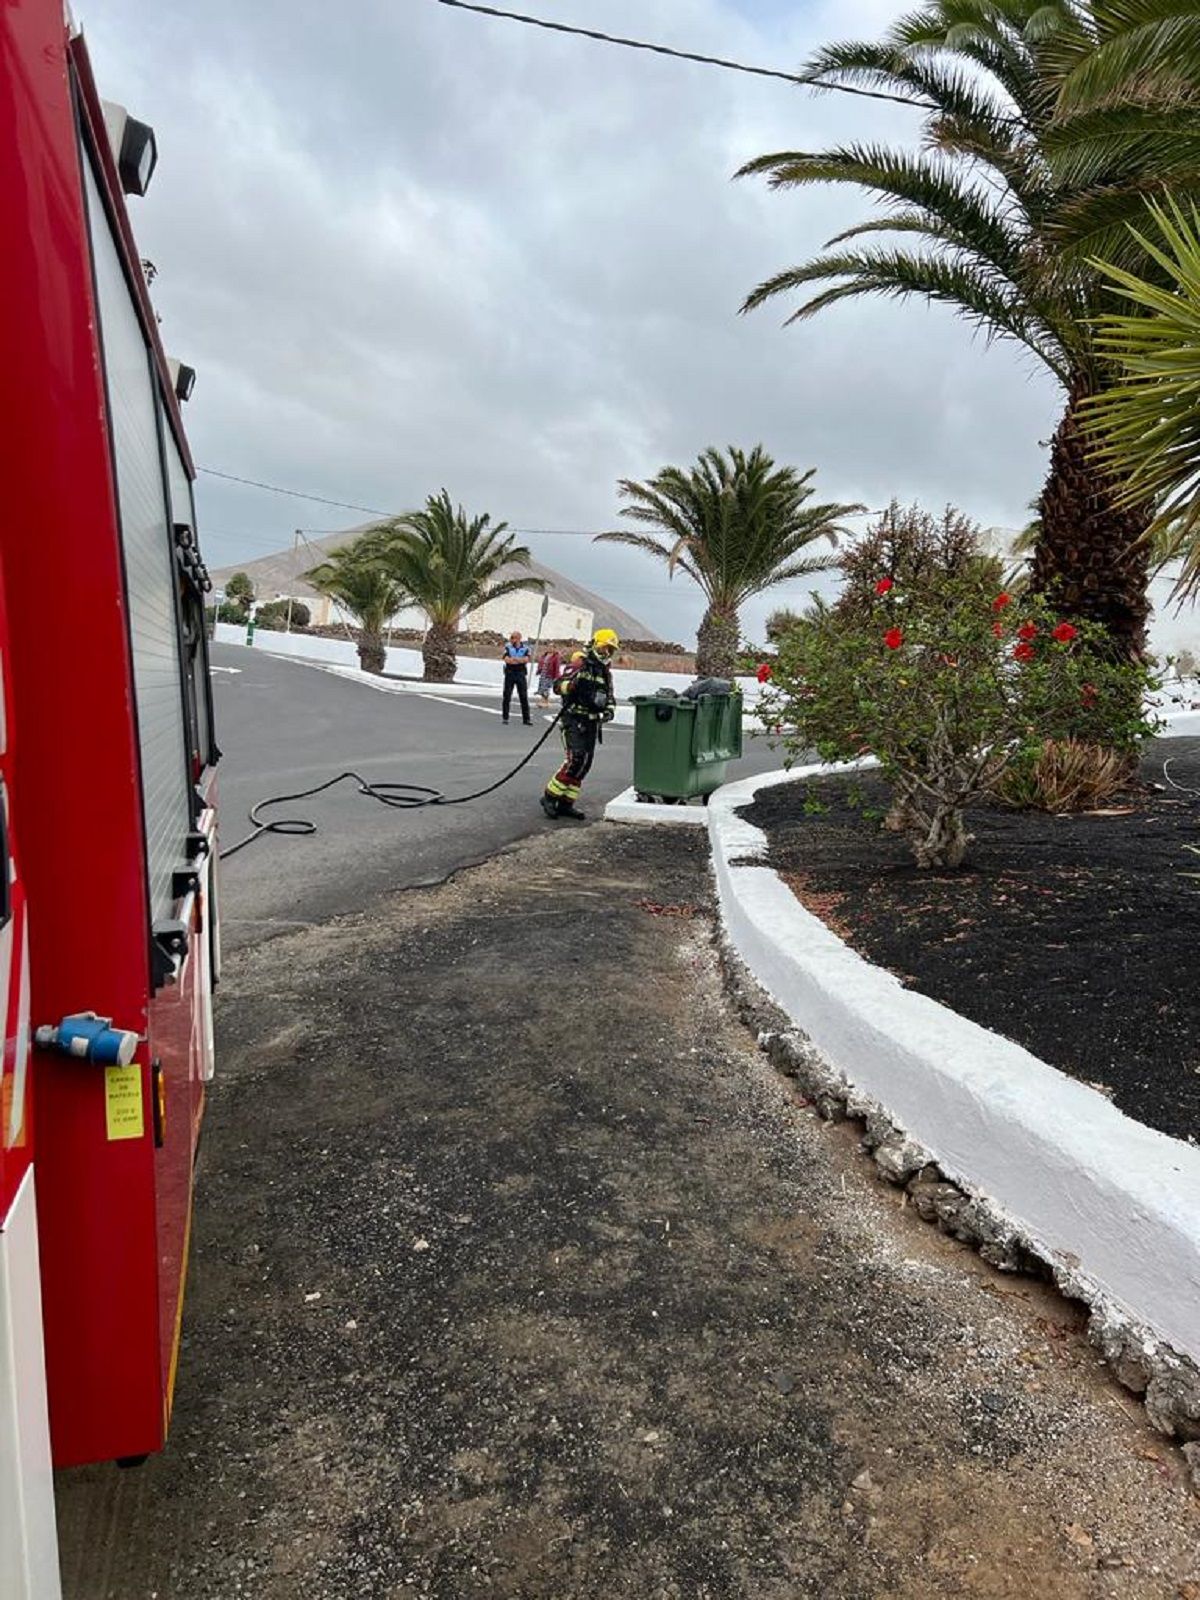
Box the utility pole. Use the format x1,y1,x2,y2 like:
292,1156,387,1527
530,592,550,675
284,529,301,631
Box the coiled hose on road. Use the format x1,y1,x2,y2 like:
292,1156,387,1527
219,711,563,860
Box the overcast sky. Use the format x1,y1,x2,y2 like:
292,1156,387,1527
82,0,1068,646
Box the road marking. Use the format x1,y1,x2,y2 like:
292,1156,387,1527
409,692,505,717
211,666,242,675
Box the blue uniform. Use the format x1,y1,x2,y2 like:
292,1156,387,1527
502,640,531,723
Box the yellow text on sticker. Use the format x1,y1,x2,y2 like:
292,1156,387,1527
104,1062,144,1141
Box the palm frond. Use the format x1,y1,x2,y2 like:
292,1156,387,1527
303,533,411,633
1057,13,1200,110
803,37,1016,134
593,528,701,584
741,246,1072,378
736,144,1024,276
1084,198,1200,594
739,0,1200,458
373,489,532,625
1045,103,1200,189
602,447,859,617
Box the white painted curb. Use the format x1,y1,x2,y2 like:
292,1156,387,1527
708,764,1200,1368
604,786,709,826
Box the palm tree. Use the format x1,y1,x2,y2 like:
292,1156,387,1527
304,537,409,675
1085,199,1200,598
738,0,1200,656
595,446,860,677
371,490,542,682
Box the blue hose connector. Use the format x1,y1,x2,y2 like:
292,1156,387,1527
34,1013,139,1066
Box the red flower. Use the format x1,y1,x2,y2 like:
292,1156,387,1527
756,661,772,683
992,592,1012,611
884,628,904,651
875,577,895,596
1052,622,1078,643
1017,621,1038,641
992,621,1004,638
1013,641,1036,663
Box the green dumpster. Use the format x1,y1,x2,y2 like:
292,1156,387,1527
629,684,743,803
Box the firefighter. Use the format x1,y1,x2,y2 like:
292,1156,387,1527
540,628,620,820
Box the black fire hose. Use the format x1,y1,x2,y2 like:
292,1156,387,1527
219,710,563,860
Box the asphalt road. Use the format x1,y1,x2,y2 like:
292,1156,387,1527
210,643,781,951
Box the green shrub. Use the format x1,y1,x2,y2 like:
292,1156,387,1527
761,570,1158,868
254,599,310,630
836,502,1004,621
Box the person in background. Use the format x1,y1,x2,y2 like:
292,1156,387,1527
540,629,619,820
501,630,532,725
535,644,562,707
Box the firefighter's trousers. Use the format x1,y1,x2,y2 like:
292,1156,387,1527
545,714,598,805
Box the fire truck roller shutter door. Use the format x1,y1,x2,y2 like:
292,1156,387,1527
82,154,192,927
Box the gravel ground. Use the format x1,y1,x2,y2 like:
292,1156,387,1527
56,826,1200,1598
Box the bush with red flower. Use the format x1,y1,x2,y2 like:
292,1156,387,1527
760,545,1158,867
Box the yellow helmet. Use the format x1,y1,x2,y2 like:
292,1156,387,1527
592,627,620,658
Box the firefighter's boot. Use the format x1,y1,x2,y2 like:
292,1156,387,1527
558,800,587,820
540,793,561,821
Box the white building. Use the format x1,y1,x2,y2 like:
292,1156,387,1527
306,588,591,640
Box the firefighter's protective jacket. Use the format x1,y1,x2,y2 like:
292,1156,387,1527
556,650,614,721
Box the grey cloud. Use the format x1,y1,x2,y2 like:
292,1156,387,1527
85,0,1066,644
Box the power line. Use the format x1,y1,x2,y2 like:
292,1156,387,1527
199,464,882,550
427,0,935,111
200,470,604,534
198,467,394,518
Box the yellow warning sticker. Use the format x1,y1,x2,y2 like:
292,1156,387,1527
104,1062,144,1141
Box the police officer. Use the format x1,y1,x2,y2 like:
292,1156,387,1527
541,629,619,820
501,630,532,725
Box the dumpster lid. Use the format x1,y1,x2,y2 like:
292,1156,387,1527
629,687,683,704
683,676,735,699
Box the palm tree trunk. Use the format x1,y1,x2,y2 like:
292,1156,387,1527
357,630,385,675
423,620,458,682
1031,374,1151,658
695,604,739,678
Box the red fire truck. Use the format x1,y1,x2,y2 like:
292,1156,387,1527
0,4,219,1593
